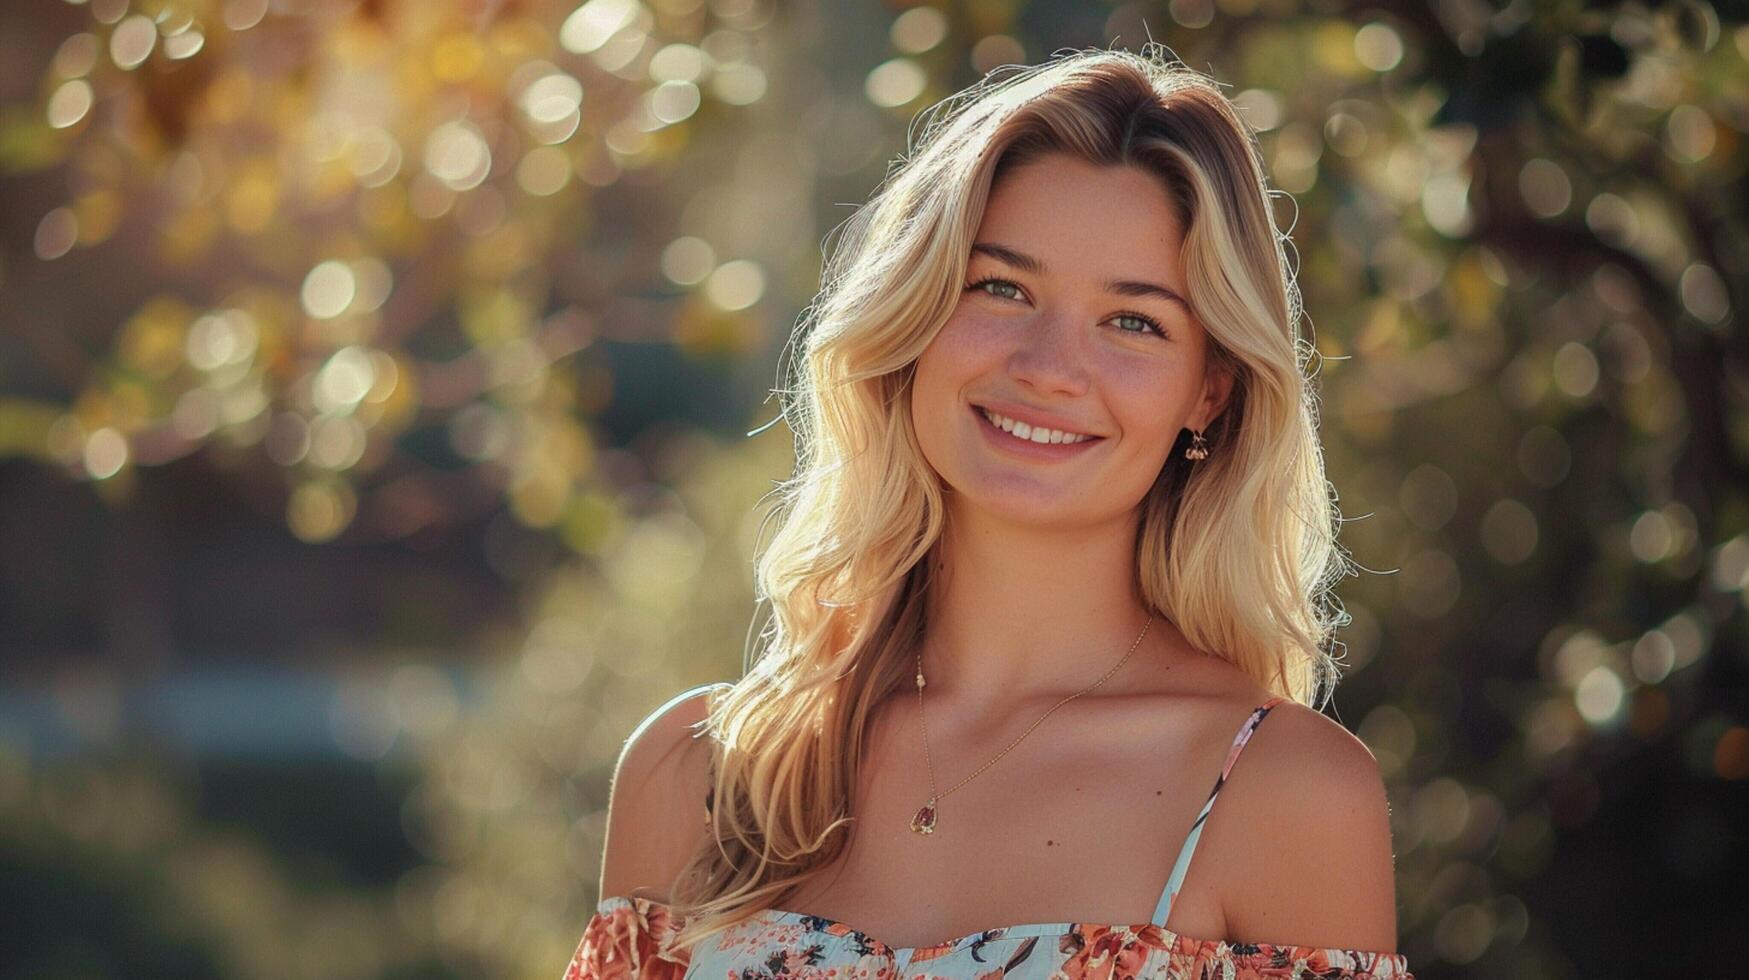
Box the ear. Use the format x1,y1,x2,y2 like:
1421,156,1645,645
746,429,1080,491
1189,360,1236,433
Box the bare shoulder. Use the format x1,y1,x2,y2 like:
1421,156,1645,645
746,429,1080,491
1241,698,1386,785
597,682,730,903
1215,698,1401,951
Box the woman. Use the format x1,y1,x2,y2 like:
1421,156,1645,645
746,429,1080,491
569,45,1414,979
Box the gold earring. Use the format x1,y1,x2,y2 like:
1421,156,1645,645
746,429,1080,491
1185,429,1210,461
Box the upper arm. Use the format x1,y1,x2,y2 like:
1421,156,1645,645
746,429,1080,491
1219,702,1402,952
597,683,726,903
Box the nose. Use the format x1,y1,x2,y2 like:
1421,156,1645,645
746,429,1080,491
1006,312,1090,398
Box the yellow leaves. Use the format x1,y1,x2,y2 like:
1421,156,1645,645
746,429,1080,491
0,399,64,460
159,203,220,263
226,158,280,234
1309,21,1365,78
369,350,420,433
560,490,622,554
288,477,359,542
431,34,486,83
117,295,198,381
201,67,254,123
674,299,759,359
1447,250,1503,335
460,288,537,347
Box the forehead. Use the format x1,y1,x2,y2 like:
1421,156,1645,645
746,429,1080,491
975,154,1187,277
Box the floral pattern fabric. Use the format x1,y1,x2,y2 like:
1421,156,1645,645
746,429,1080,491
566,896,1415,980
566,695,1414,980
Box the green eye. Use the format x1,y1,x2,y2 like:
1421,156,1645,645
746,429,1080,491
1114,313,1166,337
962,277,1171,340
967,277,1022,300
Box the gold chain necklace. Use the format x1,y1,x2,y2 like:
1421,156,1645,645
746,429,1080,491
908,613,1155,835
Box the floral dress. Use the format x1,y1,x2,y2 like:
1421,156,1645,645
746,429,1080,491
566,696,1416,980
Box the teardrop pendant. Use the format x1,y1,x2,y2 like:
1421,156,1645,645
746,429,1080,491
910,798,938,835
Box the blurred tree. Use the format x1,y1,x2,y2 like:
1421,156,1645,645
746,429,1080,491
2,0,784,550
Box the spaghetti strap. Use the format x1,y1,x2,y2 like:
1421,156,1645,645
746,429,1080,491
1150,695,1289,928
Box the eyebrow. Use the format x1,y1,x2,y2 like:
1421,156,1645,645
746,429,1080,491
970,241,1189,309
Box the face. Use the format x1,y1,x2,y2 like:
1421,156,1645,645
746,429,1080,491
910,151,1233,529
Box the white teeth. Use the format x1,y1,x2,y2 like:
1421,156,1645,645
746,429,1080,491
979,408,1093,444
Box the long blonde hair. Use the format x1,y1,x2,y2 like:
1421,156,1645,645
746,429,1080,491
665,44,1351,949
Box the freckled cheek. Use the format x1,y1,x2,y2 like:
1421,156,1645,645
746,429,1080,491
918,315,1004,388
937,310,1007,351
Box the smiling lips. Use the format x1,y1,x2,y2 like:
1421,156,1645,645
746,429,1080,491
977,406,1096,444
971,403,1104,459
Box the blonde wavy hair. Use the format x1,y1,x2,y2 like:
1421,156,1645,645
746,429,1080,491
663,43,1352,949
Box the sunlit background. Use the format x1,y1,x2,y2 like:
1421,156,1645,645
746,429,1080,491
1,0,1745,977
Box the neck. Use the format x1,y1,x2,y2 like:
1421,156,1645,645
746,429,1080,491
915,504,1177,718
